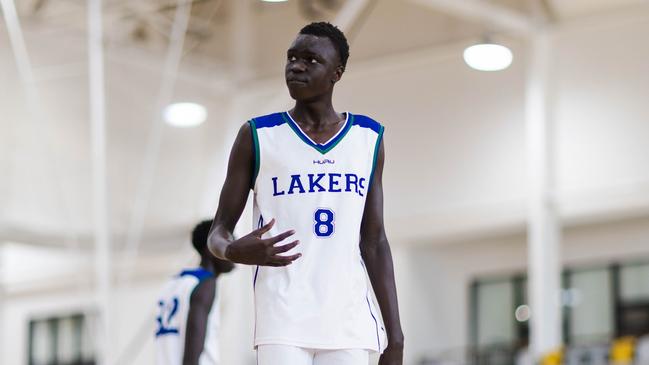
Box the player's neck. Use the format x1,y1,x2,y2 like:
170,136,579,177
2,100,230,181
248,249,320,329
292,98,340,129
199,259,218,276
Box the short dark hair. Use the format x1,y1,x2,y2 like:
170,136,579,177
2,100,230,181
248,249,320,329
299,22,349,68
191,220,213,253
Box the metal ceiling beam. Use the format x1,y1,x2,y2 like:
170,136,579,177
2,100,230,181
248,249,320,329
409,0,535,35
120,0,193,285
1,0,80,248
333,0,372,32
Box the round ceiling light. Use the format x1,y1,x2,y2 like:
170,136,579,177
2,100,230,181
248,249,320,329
163,102,207,128
463,43,513,72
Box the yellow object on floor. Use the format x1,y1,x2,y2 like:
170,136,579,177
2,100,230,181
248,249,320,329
540,348,563,365
611,336,635,365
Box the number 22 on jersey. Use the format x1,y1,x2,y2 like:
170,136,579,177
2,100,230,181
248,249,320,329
155,297,180,336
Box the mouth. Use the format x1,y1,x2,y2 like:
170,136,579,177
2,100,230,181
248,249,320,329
286,78,308,85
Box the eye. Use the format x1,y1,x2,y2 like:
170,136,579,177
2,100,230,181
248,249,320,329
288,56,297,62
310,58,318,64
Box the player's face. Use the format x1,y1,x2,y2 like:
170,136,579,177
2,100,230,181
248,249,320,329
285,34,342,101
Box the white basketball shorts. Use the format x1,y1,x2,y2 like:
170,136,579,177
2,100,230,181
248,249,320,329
257,345,369,365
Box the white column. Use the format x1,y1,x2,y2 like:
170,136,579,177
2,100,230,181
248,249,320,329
0,254,4,365
525,29,562,360
87,0,111,364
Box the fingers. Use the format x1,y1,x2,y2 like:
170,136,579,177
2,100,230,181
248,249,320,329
265,229,296,245
271,240,299,254
265,253,302,267
252,218,275,237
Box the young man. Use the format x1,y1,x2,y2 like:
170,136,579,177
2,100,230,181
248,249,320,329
155,220,235,365
208,22,403,365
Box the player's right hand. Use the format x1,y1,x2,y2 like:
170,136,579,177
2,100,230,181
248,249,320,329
224,218,301,266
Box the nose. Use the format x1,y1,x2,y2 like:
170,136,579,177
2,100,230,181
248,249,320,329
287,60,307,73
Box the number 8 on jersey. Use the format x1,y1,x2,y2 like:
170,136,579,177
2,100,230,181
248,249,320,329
314,208,335,237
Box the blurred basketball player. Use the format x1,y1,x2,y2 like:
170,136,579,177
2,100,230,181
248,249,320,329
155,220,235,365
208,22,404,365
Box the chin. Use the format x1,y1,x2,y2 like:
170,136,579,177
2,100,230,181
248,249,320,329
288,89,321,103
287,86,305,100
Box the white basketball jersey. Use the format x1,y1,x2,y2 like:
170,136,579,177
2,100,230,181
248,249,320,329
249,111,387,352
155,268,221,365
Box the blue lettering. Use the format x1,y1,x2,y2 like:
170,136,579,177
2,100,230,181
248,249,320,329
329,173,342,192
345,174,358,193
272,173,368,197
272,177,285,196
288,174,306,194
308,173,326,193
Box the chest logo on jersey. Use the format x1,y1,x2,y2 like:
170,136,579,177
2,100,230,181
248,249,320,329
272,173,367,197
313,159,335,165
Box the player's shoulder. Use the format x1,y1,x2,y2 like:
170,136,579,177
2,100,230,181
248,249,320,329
350,113,384,135
249,112,287,129
177,268,215,282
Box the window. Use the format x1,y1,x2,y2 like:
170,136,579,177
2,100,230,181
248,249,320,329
471,276,528,364
28,313,95,365
618,263,649,337
620,263,649,302
566,268,614,344
471,259,649,354
476,280,515,347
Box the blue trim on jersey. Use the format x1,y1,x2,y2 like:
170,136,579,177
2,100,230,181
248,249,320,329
252,112,286,129
366,296,381,352
249,119,261,186
360,260,381,352
253,215,264,289
352,114,383,134
179,268,214,282
282,111,353,155
368,125,385,192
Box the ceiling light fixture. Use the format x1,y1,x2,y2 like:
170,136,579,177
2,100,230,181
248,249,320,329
463,42,513,72
163,102,207,128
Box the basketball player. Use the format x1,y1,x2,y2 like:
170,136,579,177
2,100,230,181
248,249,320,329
208,22,403,365
155,220,235,365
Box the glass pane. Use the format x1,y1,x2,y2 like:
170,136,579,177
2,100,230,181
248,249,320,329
81,314,96,362
477,280,514,346
569,269,613,344
31,320,54,365
620,263,649,302
57,316,80,363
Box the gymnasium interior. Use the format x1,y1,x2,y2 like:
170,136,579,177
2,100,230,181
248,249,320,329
2,0,649,364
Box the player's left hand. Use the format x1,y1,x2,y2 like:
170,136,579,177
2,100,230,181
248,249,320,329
379,344,403,365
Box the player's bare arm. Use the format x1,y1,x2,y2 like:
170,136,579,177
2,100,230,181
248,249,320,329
207,123,301,267
182,278,216,365
360,139,404,365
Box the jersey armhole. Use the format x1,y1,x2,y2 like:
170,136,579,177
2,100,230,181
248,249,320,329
248,119,261,188
368,125,385,192
189,276,216,300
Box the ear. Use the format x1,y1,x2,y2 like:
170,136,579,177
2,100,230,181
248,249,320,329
333,65,345,83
